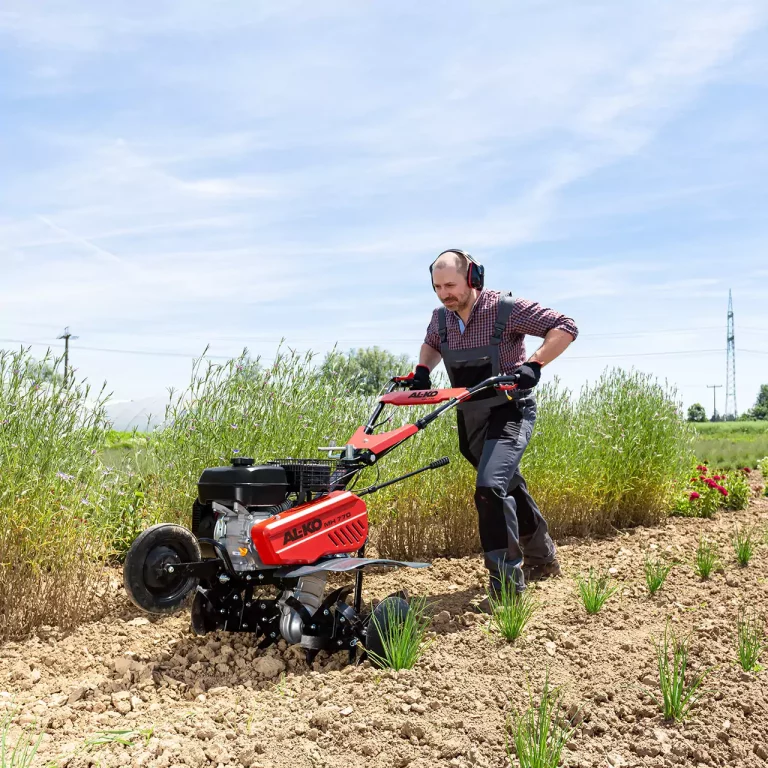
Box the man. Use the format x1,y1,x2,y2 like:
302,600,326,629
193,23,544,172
411,249,578,596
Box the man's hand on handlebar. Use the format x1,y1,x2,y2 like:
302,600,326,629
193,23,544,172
511,361,542,389
409,365,432,390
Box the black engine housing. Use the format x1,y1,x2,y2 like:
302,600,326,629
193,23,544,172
197,458,288,506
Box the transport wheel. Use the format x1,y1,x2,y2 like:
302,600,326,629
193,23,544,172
123,524,201,614
364,595,410,669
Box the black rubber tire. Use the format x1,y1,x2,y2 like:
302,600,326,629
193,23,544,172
123,524,201,615
365,596,410,668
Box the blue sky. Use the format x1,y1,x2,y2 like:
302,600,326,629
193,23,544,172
1,1,766,420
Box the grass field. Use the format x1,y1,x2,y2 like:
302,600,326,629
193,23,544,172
692,420,768,469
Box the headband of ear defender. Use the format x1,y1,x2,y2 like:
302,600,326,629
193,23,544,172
429,248,485,291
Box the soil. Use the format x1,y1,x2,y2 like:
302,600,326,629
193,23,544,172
3,491,768,768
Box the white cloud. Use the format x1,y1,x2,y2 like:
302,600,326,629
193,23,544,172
0,1,766,406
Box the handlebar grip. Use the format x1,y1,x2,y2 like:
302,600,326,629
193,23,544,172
429,456,450,469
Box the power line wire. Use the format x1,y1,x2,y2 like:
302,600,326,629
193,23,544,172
1,336,764,362
8,323,767,344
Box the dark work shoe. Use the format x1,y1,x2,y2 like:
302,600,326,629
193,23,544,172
523,558,562,582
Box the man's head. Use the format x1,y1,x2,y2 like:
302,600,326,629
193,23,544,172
430,250,477,313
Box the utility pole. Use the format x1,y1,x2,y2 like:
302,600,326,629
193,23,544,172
725,290,737,419
57,327,79,385
707,384,722,422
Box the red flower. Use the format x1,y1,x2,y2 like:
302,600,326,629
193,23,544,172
719,487,728,496
742,467,751,473
689,491,701,500
697,465,708,473
713,475,721,481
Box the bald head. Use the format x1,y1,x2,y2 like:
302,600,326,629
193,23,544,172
431,250,468,279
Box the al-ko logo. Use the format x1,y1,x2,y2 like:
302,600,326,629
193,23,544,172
283,516,323,544
408,390,438,399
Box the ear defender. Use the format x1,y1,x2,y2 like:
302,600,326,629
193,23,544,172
429,249,485,291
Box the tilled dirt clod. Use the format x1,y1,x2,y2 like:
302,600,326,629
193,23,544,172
2,496,768,768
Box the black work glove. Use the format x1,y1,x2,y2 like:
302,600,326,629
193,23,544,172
512,361,542,389
409,364,432,390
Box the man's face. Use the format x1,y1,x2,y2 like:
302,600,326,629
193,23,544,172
432,266,473,312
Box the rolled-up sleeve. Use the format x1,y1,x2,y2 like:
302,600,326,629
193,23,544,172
508,298,578,341
424,309,441,351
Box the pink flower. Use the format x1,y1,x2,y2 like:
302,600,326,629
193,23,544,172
689,492,701,500
718,487,728,496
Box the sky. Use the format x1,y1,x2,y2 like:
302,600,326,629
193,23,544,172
1,1,767,425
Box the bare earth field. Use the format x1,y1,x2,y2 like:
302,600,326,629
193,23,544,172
3,494,768,768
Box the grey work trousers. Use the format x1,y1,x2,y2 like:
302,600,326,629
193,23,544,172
457,395,556,593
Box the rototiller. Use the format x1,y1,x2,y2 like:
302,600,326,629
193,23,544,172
123,373,519,664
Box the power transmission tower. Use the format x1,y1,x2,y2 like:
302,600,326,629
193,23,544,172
57,327,79,385
707,384,722,421
725,290,737,419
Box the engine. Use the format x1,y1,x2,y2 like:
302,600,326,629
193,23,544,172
193,458,290,571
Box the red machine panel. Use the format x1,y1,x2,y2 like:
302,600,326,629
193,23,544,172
250,491,368,566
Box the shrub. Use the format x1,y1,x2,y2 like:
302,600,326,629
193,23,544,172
720,470,751,510
672,463,747,518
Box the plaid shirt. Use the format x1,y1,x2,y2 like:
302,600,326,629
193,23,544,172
424,289,578,372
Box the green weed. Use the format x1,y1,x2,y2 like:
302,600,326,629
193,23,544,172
487,574,537,641
644,555,673,595
506,674,576,768
693,538,720,580
367,596,433,671
1,709,42,768
732,526,757,566
651,624,710,722
575,568,619,614
736,608,765,672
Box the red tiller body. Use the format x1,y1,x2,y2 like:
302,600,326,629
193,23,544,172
250,491,369,566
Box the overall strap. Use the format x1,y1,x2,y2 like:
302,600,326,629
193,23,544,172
490,292,515,346
438,308,449,347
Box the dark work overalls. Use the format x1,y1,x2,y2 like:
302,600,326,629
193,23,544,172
437,294,556,593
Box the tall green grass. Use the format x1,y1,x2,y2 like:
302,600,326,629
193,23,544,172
523,370,696,535
0,349,112,638
2,345,699,638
